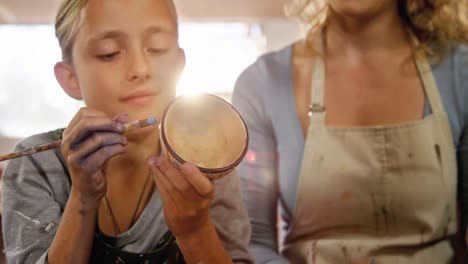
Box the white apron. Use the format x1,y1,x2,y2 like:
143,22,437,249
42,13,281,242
282,29,458,264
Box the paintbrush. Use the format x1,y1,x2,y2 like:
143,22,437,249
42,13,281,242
0,116,157,162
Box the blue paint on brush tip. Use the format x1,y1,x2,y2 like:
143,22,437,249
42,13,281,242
148,116,157,125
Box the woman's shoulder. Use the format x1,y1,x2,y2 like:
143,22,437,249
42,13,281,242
453,44,468,78
450,44,468,89
256,44,293,71
436,43,468,72
236,44,293,86
233,43,294,107
450,43,467,66
433,44,468,140
433,43,468,95
452,43,468,58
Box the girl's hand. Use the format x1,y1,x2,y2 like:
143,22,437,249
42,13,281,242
147,156,214,238
61,108,128,208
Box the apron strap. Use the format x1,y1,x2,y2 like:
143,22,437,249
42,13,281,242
414,55,445,116
408,33,445,116
409,32,456,214
308,26,327,123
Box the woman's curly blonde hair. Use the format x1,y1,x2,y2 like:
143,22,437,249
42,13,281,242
286,0,468,61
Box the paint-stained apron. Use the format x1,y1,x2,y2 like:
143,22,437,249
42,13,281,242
282,28,458,264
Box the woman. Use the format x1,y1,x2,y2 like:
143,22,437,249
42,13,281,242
2,0,252,263
232,0,468,263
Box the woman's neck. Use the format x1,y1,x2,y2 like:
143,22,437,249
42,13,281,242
325,5,409,60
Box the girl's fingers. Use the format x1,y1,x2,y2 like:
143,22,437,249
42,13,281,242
63,108,108,137
78,144,127,174
112,113,129,125
150,163,184,209
72,132,127,160
71,118,124,146
153,157,194,196
180,163,214,199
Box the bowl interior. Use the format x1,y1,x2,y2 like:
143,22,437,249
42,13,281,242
163,94,247,170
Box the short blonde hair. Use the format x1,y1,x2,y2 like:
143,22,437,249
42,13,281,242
55,0,87,63
286,0,468,61
54,0,178,63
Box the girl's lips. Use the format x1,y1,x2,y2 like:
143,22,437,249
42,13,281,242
121,90,157,105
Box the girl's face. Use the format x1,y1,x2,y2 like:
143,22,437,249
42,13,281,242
58,0,185,122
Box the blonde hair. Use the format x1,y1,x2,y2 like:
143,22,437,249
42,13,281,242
286,0,468,61
55,0,87,63
55,0,178,63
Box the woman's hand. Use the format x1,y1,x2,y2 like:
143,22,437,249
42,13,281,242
147,156,215,238
61,108,128,209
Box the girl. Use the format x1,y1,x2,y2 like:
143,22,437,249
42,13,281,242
2,0,253,263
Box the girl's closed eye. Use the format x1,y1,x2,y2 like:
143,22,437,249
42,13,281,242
147,34,174,55
96,51,121,61
147,48,169,55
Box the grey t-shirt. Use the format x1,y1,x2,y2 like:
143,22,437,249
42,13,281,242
2,131,253,263
232,44,468,263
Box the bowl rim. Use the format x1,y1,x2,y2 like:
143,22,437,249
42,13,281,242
160,93,249,173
